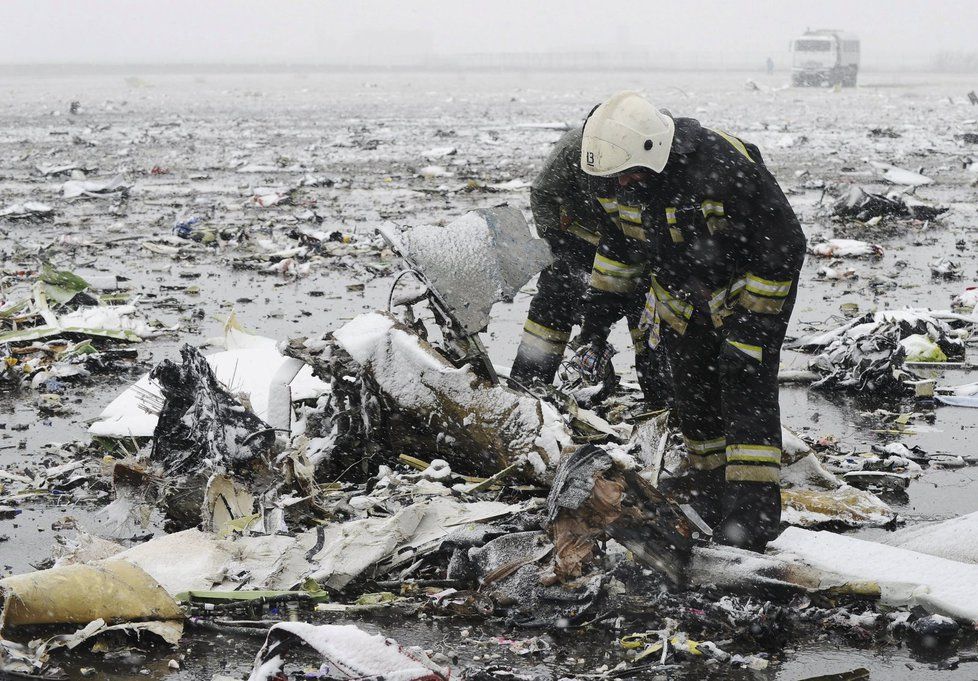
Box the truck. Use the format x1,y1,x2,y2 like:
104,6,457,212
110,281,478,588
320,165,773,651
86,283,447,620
790,30,860,87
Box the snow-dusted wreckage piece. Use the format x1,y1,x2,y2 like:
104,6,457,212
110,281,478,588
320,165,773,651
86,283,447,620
289,207,567,481
291,312,573,482
379,206,551,338
248,622,450,681
0,559,182,631
379,206,551,382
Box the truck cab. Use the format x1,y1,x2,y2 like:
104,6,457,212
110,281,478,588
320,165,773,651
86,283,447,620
791,30,860,87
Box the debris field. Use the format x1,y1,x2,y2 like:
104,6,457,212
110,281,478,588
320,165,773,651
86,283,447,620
3,69,978,680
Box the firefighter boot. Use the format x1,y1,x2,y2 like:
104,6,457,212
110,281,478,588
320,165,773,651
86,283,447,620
660,467,725,530
714,481,782,552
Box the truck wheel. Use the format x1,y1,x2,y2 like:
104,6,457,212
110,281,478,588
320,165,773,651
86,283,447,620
843,68,858,87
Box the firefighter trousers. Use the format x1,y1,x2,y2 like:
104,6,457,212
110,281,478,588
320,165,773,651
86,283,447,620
659,284,796,539
510,254,672,406
509,251,590,389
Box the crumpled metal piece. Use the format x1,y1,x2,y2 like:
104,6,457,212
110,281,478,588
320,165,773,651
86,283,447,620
150,344,276,530
545,445,694,586
809,331,914,395
833,186,909,221
0,559,183,631
247,622,449,681
805,312,964,395
381,206,552,335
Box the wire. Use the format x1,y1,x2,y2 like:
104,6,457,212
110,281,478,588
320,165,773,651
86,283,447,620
500,371,536,397
387,268,425,315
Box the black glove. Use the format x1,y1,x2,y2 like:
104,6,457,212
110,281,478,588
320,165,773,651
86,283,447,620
572,340,616,385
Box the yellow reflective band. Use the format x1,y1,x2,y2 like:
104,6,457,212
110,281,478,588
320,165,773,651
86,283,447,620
711,281,741,325
730,277,746,297
709,286,734,328
655,301,688,334
594,254,643,277
706,216,728,235
592,271,637,293
631,326,648,354
640,298,656,324
640,298,661,346
618,204,643,224
701,200,725,218
684,433,729,470
727,464,780,483
597,197,619,214
708,287,729,314
647,322,662,350
726,444,781,465
524,319,571,344
708,128,755,163
665,207,677,224
566,223,600,245
669,227,684,243
740,291,786,314
621,223,647,241
689,451,728,471
651,279,693,319
685,436,727,454
726,339,763,362
520,331,566,356
745,273,792,298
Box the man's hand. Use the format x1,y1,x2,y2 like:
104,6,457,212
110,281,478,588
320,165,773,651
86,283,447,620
572,340,616,385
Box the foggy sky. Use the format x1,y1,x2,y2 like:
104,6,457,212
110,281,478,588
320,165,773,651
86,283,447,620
2,0,974,65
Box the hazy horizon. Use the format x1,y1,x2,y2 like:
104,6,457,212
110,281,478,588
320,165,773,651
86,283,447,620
3,1,976,68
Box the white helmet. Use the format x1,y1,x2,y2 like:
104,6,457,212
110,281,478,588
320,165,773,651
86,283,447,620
581,91,675,176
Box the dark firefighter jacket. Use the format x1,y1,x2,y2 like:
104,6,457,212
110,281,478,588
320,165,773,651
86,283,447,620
530,128,613,254
580,117,807,344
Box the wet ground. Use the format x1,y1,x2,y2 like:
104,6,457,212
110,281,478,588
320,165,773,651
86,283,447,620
17,614,978,681
2,67,978,679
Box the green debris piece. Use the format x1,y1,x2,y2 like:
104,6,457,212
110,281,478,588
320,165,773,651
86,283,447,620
299,578,327,597
798,669,870,681
463,462,519,493
0,324,141,344
92,435,148,457
40,263,90,305
354,591,398,606
221,513,262,535
63,340,98,357
98,292,132,304
899,334,947,363
0,299,30,319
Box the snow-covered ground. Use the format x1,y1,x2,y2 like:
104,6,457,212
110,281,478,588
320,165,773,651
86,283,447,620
2,67,978,679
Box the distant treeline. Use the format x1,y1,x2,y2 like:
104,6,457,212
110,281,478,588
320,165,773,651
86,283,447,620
934,52,978,72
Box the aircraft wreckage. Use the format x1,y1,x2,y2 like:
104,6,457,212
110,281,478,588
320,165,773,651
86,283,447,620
4,206,978,679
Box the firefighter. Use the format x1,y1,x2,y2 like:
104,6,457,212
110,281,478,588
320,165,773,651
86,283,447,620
575,91,806,551
509,125,672,407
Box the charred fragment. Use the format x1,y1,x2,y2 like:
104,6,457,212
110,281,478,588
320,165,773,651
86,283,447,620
150,344,277,530
289,313,569,483
545,445,694,587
